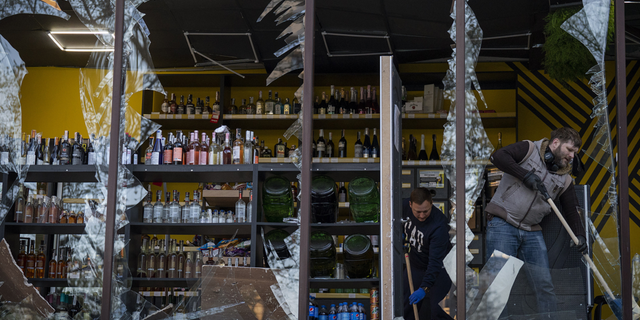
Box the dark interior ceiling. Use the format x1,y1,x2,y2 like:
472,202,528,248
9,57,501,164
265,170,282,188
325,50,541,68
2,0,640,76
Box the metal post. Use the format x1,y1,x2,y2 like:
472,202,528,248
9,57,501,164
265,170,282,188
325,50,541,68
455,0,466,319
100,0,125,317
298,0,315,317
614,0,632,318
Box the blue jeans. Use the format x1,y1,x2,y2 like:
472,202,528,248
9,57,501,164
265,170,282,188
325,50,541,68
485,216,557,315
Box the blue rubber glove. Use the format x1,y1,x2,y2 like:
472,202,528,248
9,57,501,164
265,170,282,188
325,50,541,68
409,288,426,305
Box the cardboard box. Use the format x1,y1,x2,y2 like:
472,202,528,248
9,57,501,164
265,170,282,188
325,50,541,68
405,98,423,113
423,84,435,113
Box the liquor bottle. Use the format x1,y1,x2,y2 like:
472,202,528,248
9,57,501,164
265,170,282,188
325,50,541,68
51,137,60,165
261,140,272,157
265,90,275,114
160,95,169,114
57,247,67,279
48,196,58,223
195,251,203,278
170,191,180,223
137,238,148,277
143,192,153,223
185,95,195,114
362,128,371,158
316,130,326,158
256,91,265,115
211,91,221,114
418,134,428,160
59,131,71,165
150,130,163,165
14,185,25,223
0,135,9,165
358,87,366,114
177,240,185,278
144,136,153,164
338,182,347,202
26,241,36,278
247,97,256,114
190,191,201,223
402,137,407,160
157,240,166,279
338,129,347,158
246,190,253,223
293,96,302,114
163,192,171,223
153,190,163,224
194,97,203,115
24,194,34,223
68,210,77,224
169,93,177,114
235,189,246,223
430,134,440,160
26,130,36,165
17,240,26,274
36,136,44,165
188,131,201,165
177,95,185,114
354,132,363,158
86,134,96,165
318,92,328,114
339,88,348,114
147,238,157,278
274,92,283,115
291,181,299,208
184,252,193,278
229,98,238,114
35,197,45,223
76,211,84,224
326,132,335,158
232,128,244,164
408,135,417,160
275,138,286,158
372,86,379,113
328,85,337,114
497,132,503,150
223,133,232,164
366,85,374,114
36,240,47,279
182,192,191,223
314,96,319,114
283,98,291,115
209,133,218,165
165,240,176,278
172,131,183,165
59,210,68,224
199,132,209,165
371,128,379,158
162,133,173,165
243,131,253,164
253,137,260,164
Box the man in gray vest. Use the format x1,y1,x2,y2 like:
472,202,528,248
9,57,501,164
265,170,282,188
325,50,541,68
485,127,588,316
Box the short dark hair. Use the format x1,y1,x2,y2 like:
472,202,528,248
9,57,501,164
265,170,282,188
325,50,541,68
550,127,581,148
410,187,433,205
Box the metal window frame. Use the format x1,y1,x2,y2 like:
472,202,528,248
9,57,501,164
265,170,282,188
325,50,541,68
321,31,393,57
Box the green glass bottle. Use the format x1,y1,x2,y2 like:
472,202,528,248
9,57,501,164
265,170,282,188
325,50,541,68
343,234,374,278
264,229,291,259
262,176,293,222
348,177,380,223
311,175,338,223
310,231,336,278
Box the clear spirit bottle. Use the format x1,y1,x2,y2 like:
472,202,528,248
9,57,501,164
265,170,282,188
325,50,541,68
235,189,246,223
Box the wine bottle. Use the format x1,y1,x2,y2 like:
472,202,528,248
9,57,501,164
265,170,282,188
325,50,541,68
319,92,328,114
232,128,244,164
223,133,232,164
430,134,440,160
163,133,174,165
349,87,357,114
371,128,379,158
354,132,363,158
339,88,348,114
338,129,347,158
169,93,177,114
358,87,366,114
497,132,503,149
150,130,163,165
407,134,417,160
199,132,208,165
235,189,246,223
326,132,335,158
362,128,371,158
173,131,183,165
316,130,326,158
328,85,337,114
186,94,195,115
418,134,428,160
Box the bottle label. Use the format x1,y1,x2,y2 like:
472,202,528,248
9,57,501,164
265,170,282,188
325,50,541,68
191,207,200,222
26,151,36,165
276,146,285,158
339,193,346,202
354,145,363,158
171,208,180,221
188,150,196,165
363,147,370,158
0,152,8,165
199,151,208,165
87,152,96,165
309,306,317,316
265,102,274,114
320,315,329,320
163,150,173,164
153,208,163,221
150,152,160,165
317,142,325,153
371,147,378,158
173,147,183,162
233,146,241,162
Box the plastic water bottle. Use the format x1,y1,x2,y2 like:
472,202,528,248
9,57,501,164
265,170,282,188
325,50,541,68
358,303,366,320
329,304,337,320
308,296,318,320
319,305,328,320
349,302,359,320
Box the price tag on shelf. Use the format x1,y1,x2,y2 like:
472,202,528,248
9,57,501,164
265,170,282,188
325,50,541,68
188,114,195,119
365,114,372,118
342,114,350,119
331,114,338,119
159,114,166,119
318,114,326,119
353,158,360,163
428,160,437,165
321,158,330,163
166,114,174,119
267,115,274,119
247,114,254,119
153,291,163,297
349,294,356,298
175,115,183,119
408,114,415,118
352,114,360,119
368,158,374,163
418,160,427,165
331,158,338,163
313,158,320,163
279,115,286,119
201,114,209,119
271,158,278,163
428,114,436,118
408,161,416,165
142,291,151,296
144,114,150,119
226,114,233,119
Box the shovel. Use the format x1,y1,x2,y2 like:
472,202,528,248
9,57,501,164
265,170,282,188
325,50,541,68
538,185,623,319
405,253,420,320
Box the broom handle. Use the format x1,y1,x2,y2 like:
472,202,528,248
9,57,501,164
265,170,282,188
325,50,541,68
405,253,420,319
546,198,616,299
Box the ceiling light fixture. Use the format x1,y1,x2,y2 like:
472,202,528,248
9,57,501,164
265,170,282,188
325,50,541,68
48,30,114,52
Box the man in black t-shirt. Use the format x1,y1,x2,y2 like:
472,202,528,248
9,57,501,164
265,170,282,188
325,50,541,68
402,188,454,320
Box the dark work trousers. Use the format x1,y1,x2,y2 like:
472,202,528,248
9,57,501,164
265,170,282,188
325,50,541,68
403,263,454,320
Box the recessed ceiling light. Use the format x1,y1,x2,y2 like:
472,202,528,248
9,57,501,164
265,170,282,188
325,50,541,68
48,30,114,52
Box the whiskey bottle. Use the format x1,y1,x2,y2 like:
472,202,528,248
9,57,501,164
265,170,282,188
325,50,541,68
338,129,347,158
68,210,77,224
26,241,36,278
48,246,57,278
235,189,246,223
36,240,47,279
283,98,291,115
59,131,71,165
318,92,328,114
275,138,286,158
430,134,440,161
177,95,185,114
186,94,195,115
316,130,326,158
354,132,363,158
161,96,170,114
76,211,84,224
274,92,283,115
24,194,34,223
418,134,428,160
57,247,67,279
229,98,238,114
261,140,272,158
232,128,244,164
177,240,185,278
256,91,264,115
265,90,275,114
17,240,26,274
247,97,256,114
59,210,68,224
203,96,212,115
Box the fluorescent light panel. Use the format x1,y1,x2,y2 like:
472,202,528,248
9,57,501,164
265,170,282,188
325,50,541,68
48,30,114,52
